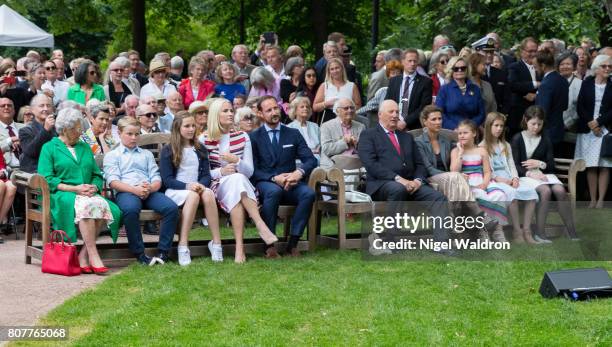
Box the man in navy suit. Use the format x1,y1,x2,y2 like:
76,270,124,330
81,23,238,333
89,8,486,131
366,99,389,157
385,48,433,130
358,100,451,246
250,96,317,257
508,37,540,137
534,49,569,149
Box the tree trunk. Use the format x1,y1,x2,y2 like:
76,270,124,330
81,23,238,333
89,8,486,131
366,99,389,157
371,0,380,73
239,0,245,43
311,0,327,60
132,0,147,59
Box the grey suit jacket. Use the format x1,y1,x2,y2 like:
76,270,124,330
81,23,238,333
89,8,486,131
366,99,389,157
414,128,454,177
366,68,389,101
320,117,365,169
0,121,25,169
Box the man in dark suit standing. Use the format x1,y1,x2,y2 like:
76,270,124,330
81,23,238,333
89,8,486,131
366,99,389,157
473,36,512,115
385,48,433,130
535,49,569,149
358,100,451,246
508,37,540,137
250,96,317,257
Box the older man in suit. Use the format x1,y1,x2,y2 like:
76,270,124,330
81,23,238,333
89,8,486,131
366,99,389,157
358,100,451,247
18,95,56,173
385,48,433,130
0,98,24,171
320,98,365,169
250,95,317,257
534,49,569,149
367,48,403,102
508,37,540,137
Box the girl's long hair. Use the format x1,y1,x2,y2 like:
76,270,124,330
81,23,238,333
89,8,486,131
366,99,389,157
483,112,509,157
170,111,199,168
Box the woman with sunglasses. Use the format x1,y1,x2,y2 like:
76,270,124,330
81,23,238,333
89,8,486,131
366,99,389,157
103,61,132,115
233,106,257,133
67,60,106,106
429,51,449,99
435,56,485,130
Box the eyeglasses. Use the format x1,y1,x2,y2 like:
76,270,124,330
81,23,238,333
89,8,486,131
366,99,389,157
140,112,157,118
195,110,208,115
110,69,122,72
305,73,316,78
156,100,166,104
24,112,34,117
439,60,448,65
88,71,98,76
0,104,13,108
242,114,255,121
45,66,56,71
452,66,467,72
601,64,612,70
337,106,355,111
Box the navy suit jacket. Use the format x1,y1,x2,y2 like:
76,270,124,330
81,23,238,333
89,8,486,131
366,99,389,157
483,65,511,114
385,74,433,129
508,60,538,127
535,71,568,143
576,76,612,133
358,125,427,196
249,124,317,184
159,145,211,190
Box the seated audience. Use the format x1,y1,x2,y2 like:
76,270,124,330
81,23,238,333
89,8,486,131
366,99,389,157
38,107,121,274
234,106,258,133
450,119,509,242
188,101,208,136
512,106,579,242
287,97,320,160
103,117,179,265
178,57,215,109
140,59,177,100
81,103,116,154
214,62,246,103
320,98,364,169
136,104,161,134
160,112,223,265
158,91,184,133
249,96,317,257
200,99,279,262
19,95,56,173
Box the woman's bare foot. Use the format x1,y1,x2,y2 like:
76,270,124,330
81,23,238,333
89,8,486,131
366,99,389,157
596,200,604,209
522,228,538,244
255,221,278,245
588,200,597,208
234,252,246,264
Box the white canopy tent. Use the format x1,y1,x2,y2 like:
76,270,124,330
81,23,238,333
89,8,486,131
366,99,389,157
0,4,53,48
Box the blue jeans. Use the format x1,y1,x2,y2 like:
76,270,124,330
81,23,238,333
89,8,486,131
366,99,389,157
256,181,315,237
116,192,179,256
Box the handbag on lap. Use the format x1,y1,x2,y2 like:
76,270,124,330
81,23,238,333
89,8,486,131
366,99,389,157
41,230,81,276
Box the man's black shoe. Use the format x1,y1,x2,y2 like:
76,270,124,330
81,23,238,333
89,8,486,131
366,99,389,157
137,254,155,266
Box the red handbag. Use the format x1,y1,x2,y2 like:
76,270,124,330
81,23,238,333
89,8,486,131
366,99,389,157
41,230,81,276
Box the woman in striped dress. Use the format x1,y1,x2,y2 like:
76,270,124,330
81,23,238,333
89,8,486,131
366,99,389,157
199,98,278,263
450,119,509,242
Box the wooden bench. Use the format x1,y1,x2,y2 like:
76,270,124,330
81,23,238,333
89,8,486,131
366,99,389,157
14,132,327,265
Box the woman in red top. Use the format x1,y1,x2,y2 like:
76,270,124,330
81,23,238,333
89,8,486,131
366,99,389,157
0,150,17,233
178,57,216,109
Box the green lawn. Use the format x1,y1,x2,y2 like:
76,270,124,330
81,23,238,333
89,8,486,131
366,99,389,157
10,211,612,346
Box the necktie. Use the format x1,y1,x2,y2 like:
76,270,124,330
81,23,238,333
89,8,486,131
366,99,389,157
271,129,280,157
6,125,22,157
401,75,412,120
387,131,401,155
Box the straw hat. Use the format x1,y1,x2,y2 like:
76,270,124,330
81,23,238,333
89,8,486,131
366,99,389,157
148,59,167,76
188,100,207,114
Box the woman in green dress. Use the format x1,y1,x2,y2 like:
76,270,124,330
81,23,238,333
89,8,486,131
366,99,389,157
38,107,121,274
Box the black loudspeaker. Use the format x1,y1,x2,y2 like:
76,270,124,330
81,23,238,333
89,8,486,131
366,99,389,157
540,268,612,300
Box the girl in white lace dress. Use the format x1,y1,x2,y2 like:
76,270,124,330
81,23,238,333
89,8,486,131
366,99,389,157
200,99,278,263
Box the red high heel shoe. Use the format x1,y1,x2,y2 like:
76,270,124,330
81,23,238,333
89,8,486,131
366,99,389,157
80,266,93,274
91,266,109,275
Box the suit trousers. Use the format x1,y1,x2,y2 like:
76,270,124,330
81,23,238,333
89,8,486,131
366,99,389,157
372,181,450,242
116,192,179,256
256,181,315,237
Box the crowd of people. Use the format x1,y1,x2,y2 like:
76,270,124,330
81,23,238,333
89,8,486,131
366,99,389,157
0,31,610,264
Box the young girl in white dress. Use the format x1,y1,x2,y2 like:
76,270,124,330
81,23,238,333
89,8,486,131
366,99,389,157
511,106,579,242
160,111,223,265
481,112,539,244
200,98,278,263
450,119,509,242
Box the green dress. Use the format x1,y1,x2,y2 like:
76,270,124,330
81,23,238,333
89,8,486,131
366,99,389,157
38,137,121,242
66,83,106,105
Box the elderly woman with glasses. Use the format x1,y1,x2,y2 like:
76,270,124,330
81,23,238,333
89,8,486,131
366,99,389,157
38,107,121,274
67,60,105,106
18,106,34,124
188,100,210,136
287,97,320,160
429,51,450,98
233,106,257,133
81,104,116,154
435,56,485,129
103,61,132,115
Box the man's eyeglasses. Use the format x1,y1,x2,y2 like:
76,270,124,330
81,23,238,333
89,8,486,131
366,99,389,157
45,66,56,71
140,112,157,118
242,114,255,121
337,106,355,111
0,104,14,108
452,66,467,72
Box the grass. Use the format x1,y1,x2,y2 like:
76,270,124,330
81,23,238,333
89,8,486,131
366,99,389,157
10,209,612,346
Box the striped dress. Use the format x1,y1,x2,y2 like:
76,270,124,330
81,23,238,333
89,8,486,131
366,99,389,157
461,153,509,225
201,131,257,213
